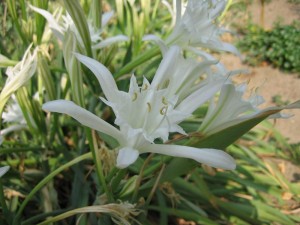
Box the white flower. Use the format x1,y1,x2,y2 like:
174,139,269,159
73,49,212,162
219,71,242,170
144,0,238,55
2,96,26,124
199,83,300,135
0,96,27,145
0,45,37,113
29,5,128,49
43,46,235,170
0,166,10,177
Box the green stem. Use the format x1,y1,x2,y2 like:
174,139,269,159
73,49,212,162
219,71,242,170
131,153,154,202
145,164,166,206
87,130,114,202
22,208,72,225
113,47,160,79
13,152,93,225
0,147,45,154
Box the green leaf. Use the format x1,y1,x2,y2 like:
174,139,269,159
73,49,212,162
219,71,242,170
147,206,218,225
161,101,300,182
63,0,93,57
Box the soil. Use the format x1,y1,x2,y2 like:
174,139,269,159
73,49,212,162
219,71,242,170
222,0,300,143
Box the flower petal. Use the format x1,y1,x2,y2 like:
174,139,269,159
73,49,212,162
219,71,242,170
143,35,169,55
141,144,236,170
0,166,10,177
151,46,181,89
0,124,27,136
74,53,119,102
93,35,129,49
102,11,114,27
116,147,139,169
29,5,64,40
177,78,224,114
42,100,124,143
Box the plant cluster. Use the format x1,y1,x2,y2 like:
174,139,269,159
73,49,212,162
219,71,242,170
238,23,300,73
0,0,299,225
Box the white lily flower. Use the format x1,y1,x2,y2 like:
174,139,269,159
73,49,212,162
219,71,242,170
199,83,300,135
43,46,235,170
0,45,37,113
29,5,128,49
2,96,26,124
144,0,238,55
0,96,27,145
168,0,238,53
0,166,10,177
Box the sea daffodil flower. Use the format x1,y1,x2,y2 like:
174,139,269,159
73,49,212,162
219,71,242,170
199,83,300,135
0,96,27,145
144,0,238,55
0,45,37,113
29,5,128,49
43,46,235,170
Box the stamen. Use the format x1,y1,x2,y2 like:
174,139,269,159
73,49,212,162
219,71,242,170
160,106,168,115
132,92,138,101
162,97,168,105
147,102,151,112
142,83,148,91
162,79,170,89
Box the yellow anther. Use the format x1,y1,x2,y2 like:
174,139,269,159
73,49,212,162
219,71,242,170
162,79,170,89
142,83,148,91
160,106,168,115
147,102,151,112
132,92,138,101
162,97,168,105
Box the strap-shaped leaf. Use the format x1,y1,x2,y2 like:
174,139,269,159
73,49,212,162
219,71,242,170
63,0,93,57
160,101,300,182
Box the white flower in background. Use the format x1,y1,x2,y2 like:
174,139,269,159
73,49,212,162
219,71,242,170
0,54,18,68
29,5,128,49
0,166,10,177
0,96,27,145
43,46,235,170
2,96,26,125
144,0,238,55
199,83,300,135
0,45,37,113
161,0,187,27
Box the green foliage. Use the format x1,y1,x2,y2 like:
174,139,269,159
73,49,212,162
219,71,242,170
288,0,300,4
1,0,300,224
238,23,300,73
272,95,290,107
146,122,300,225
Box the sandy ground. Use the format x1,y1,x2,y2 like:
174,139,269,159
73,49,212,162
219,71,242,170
221,0,300,143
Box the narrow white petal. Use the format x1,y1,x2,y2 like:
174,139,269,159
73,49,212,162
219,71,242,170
93,35,129,49
177,79,224,114
219,43,240,56
116,147,139,169
143,35,169,55
141,144,236,170
42,100,124,143
74,53,119,102
151,46,181,89
29,5,64,38
0,124,27,136
102,11,114,27
0,166,10,177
